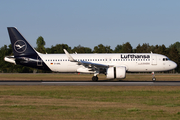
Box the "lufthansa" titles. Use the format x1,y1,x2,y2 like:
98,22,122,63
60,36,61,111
121,54,150,59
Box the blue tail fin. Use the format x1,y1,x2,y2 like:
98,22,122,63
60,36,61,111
7,27,37,57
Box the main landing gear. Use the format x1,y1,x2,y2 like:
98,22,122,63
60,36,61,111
152,72,156,82
92,76,98,82
92,71,99,82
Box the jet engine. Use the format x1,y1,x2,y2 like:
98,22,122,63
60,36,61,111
106,66,126,79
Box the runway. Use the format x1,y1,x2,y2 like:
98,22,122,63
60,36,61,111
0,81,180,86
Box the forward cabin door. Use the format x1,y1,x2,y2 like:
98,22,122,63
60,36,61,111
151,55,157,65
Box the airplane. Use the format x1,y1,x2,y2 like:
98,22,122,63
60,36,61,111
4,27,177,81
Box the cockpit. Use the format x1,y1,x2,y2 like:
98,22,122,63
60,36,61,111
163,58,170,61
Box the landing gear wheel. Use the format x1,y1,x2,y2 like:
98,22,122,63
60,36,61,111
92,76,98,82
152,77,156,82
151,72,156,82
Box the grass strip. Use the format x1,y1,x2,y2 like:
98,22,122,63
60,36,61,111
0,86,180,120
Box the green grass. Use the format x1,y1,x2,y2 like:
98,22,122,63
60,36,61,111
0,86,180,119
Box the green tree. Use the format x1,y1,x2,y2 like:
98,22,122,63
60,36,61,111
169,42,180,54
93,44,113,53
36,36,46,53
156,44,167,56
121,42,133,53
167,46,180,72
135,43,153,53
72,45,92,53
114,45,123,53
47,44,71,53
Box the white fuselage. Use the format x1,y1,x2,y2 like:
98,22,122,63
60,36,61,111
39,53,177,73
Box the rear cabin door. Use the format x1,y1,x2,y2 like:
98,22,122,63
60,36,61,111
37,56,42,66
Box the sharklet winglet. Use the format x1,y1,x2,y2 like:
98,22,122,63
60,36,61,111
63,49,77,62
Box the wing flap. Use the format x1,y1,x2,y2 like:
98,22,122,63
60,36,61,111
80,61,109,68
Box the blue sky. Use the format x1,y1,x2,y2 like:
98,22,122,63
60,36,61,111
0,0,180,50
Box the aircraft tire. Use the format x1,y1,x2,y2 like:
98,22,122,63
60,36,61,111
92,76,98,82
152,77,156,82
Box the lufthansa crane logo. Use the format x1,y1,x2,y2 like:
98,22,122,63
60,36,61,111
14,40,27,53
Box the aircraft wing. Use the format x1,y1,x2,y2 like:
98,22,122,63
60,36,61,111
79,60,109,68
63,49,109,69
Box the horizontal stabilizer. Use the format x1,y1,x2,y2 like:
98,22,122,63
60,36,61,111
4,56,16,64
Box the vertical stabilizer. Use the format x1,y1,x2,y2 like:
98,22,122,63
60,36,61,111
7,27,37,57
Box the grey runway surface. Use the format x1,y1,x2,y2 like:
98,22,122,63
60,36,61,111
0,81,180,86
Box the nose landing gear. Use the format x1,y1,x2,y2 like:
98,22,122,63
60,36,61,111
152,72,156,82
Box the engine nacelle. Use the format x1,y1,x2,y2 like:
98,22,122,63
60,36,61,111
106,66,126,79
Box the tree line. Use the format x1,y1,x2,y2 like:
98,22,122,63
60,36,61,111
1,36,180,73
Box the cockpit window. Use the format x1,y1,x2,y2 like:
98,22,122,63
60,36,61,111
163,58,170,61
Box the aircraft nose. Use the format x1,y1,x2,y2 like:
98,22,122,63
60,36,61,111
171,61,177,69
